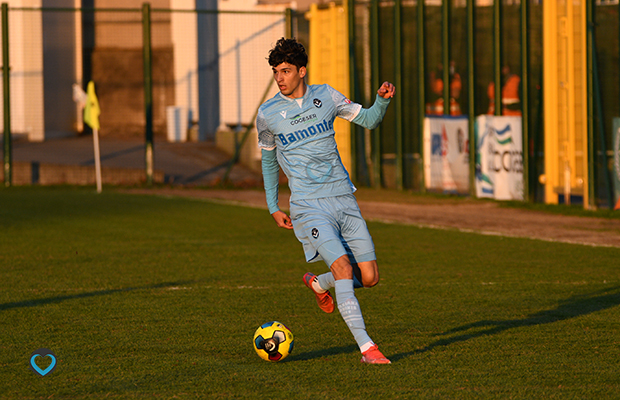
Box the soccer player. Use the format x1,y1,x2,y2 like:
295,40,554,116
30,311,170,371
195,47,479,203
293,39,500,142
257,38,395,364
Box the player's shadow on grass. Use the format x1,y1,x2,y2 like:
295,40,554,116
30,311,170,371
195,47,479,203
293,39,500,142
291,344,359,361
0,280,199,311
390,286,620,362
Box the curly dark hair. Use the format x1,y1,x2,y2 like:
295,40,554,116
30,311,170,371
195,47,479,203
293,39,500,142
267,37,308,70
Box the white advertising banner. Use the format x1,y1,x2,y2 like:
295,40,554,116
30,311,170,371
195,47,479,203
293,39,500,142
475,115,523,200
423,116,469,194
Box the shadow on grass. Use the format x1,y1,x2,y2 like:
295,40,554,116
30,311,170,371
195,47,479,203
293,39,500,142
391,286,620,362
290,344,359,361
0,280,199,311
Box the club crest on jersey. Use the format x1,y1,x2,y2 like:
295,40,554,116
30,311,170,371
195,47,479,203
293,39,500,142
311,228,319,239
313,98,322,108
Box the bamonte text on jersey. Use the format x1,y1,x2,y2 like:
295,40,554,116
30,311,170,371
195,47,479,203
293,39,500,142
278,118,334,147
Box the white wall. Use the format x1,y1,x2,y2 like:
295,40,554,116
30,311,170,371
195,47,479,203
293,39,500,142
169,0,288,136
218,0,286,128
171,0,199,130
0,0,45,141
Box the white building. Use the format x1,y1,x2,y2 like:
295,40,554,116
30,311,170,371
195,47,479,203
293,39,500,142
1,0,300,142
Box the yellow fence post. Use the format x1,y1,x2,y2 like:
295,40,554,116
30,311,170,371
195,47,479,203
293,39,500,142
306,2,351,173
543,0,588,207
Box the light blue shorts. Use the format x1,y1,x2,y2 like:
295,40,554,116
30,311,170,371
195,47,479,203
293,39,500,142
289,194,376,267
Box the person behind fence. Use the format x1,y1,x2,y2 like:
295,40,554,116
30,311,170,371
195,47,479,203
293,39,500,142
426,61,462,116
256,37,395,364
487,65,521,116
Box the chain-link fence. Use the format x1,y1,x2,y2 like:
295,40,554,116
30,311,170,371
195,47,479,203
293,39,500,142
348,0,617,209
349,0,545,193
593,2,620,207
1,2,618,207
0,5,290,142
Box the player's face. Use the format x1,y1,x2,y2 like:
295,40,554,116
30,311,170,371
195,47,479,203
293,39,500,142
272,62,306,99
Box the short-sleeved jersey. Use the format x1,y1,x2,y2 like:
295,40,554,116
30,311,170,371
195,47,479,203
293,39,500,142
257,84,362,202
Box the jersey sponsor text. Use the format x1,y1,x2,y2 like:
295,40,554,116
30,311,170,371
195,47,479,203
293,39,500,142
278,118,334,146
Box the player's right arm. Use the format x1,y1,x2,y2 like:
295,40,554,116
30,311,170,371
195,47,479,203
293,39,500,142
261,148,292,230
272,210,293,229
258,108,294,230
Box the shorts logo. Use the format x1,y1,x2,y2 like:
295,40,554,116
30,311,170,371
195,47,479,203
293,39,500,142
313,99,322,108
311,228,319,239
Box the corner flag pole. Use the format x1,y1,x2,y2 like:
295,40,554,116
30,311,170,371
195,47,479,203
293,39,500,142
93,128,102,194
84,81,102,193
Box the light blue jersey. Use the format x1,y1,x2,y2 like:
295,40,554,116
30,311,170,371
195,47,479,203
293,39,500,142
258,84,390,212
257,84,361,202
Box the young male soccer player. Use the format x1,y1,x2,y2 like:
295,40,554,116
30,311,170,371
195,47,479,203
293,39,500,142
257,38,395,364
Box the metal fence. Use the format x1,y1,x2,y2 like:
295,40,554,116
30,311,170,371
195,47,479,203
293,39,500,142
348,0,545,194
1,2,619,208
1,4,292,184
348,0,618,208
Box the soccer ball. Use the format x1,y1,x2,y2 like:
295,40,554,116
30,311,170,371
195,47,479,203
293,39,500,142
253,321,294,362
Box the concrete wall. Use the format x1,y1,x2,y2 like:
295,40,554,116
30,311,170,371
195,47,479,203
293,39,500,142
0,0,45,141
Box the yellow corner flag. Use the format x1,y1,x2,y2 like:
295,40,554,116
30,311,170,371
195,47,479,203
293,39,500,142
84,81,100,130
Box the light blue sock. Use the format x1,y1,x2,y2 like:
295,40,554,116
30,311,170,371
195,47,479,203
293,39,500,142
317,272,335,291
318,272,363,290
334,279,372,350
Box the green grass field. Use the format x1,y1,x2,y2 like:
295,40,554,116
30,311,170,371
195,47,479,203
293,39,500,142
1,187,619,399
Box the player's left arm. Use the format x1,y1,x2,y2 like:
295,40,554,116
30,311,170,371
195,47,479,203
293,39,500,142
351,81,395,130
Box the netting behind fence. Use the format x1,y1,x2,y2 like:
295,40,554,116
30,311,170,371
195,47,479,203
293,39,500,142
1,2,618,206
0,6,287,142
594,2,619,207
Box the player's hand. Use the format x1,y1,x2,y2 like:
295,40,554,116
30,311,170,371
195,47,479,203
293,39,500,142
377,81,395,99
272,210,294,230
